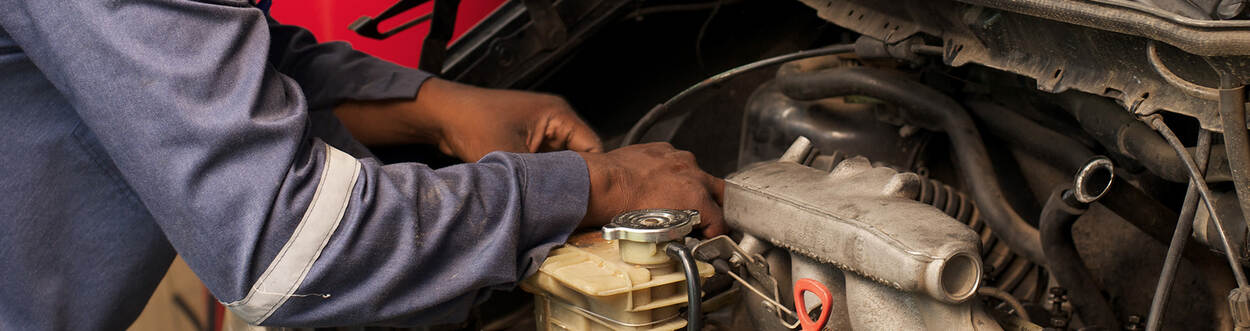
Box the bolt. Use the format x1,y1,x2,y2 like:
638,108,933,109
980,12,1001,29
1048,287,1071,329
1051,315,1070,329
1124,314,1143,330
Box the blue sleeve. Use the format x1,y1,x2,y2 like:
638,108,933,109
263,15,432,110
0,0,587,327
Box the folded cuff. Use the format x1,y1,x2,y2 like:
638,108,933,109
510,150,589,278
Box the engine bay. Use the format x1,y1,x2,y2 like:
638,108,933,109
482,0,1250,329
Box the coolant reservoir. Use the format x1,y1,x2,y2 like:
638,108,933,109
521,209,713,331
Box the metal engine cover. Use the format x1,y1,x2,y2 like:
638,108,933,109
724,139,983,304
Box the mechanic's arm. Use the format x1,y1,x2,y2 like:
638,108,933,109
261,16,602,161
263,16,429,111
0,0,719,327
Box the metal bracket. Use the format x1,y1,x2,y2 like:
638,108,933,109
521,0,568,50
419,0,461,74
692,236,781,299
349,0,434,40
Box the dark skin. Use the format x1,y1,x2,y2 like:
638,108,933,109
334,77,727,237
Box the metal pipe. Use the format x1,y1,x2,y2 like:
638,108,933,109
1073,157,1115,203
622,43,857,146
1146,129,1213,331
1040,187,1120,330
775,66,1047,265
666,242,702,331
1143,115,1249,287
1218,78,1250,236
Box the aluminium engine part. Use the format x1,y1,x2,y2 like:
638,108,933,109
915,178,1041,302
786,251,1005,331
741,67,1043,313
775,66,1047,266
726,137,984,305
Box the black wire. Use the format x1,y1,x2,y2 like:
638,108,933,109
620,0,746,22
666,242,702,331
694,0,724,69
621,43,857,147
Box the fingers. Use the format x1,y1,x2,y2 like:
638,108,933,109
698,194,728,237
691,172,726,237
705,174,725,205
567,126,604,153
538,115,603,153
586,141,728,237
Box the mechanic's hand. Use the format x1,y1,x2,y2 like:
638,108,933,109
334,78,602,162
419,78,603,162
579,143,727,237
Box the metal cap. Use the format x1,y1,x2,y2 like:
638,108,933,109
602,209,700,243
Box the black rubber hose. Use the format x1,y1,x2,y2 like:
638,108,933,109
1099,178,1180,242
666,242,702,331
967,101,1220,265
776,66,1047,265
1040,188,1120,330
1055,92,1190,182
966,100,1095,173
622,43,857,146
966,102,1178,239
1218,79,1250,234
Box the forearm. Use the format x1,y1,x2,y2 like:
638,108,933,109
333,97,440,146
333,77,483,147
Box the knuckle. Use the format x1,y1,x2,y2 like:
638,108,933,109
676,150,696,162
540,93,567,105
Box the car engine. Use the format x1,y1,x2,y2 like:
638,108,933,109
492,0,1250,329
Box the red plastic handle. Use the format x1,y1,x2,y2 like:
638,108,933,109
793,278,833,331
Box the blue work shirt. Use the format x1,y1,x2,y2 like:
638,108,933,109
0,0,589,329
